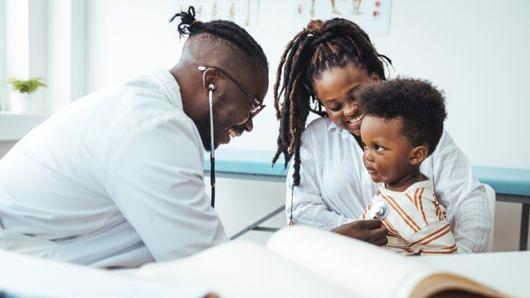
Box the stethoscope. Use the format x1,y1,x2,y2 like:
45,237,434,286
207,82,216,208
368,197,389,220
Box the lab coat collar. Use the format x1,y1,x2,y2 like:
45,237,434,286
153,69,184,111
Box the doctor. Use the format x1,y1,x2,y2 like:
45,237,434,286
0,7,269,268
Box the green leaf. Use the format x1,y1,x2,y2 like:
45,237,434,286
8,77,47,94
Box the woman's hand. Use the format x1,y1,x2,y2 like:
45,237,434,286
332,220,388,246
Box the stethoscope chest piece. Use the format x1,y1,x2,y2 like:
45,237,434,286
369,198,389,220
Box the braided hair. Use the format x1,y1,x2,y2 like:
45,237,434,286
169,6,268,71
273,18,391,188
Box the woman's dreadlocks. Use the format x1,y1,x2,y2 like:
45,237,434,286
273,18,391,187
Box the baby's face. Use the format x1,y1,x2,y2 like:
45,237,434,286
360,115,415,185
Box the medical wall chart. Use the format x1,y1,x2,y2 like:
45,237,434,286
175,0,261,27
292,0,392,35
173,0,391,35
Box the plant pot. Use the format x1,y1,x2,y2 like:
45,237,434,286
8,91,45,114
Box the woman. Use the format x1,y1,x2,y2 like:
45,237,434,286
273,18,490,253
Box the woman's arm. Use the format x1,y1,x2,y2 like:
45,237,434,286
423,131,492,253
284,125,387,246
286,158,387,245
285,132,354,230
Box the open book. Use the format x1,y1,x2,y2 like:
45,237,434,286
0,249,212,298
136,226,506,298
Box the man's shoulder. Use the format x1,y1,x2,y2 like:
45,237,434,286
108,72,192,133
115,103,198,148
121,71,164,94
87,78,200,153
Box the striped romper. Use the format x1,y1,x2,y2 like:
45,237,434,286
361,179,457,255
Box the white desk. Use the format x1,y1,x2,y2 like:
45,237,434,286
421,251,530,297
0,248,527,297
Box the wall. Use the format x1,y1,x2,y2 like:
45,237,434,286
45,0,87,112
375,0,530,170
85,0,181,91
84,0,530,170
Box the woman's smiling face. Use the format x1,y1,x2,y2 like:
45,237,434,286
312,63,380,136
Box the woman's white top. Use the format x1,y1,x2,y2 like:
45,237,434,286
0,69,227,267
286,117,491,253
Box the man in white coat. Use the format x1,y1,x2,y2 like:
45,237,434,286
0,7,269,268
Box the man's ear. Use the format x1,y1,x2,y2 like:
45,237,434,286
201,68,219,92
409,144,429,166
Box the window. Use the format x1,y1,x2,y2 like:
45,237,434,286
0,0,85,114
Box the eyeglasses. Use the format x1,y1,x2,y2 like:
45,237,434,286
198,65,266,118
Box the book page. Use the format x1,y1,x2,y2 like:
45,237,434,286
136,240,355,298
266,226,452,298
0,250,207,298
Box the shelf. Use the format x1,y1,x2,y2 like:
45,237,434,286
0,112,48,141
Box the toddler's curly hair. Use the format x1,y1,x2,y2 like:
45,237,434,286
359,78,447,154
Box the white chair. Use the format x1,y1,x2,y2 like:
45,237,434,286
484,183,496,252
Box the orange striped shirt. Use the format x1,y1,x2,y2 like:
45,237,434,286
361,179,456,255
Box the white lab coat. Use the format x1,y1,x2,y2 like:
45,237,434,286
0,69,227,267
286,117,491,253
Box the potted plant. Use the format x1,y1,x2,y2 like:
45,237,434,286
7,77,47,113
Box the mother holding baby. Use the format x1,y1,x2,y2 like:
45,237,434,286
272,18,491,253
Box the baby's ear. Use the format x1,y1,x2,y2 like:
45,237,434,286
409,145,429,166
369,73,381,82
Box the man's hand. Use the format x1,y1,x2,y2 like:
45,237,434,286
331,219,388,246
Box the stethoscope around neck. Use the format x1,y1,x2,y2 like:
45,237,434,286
207,82,216,208
197,65,218,208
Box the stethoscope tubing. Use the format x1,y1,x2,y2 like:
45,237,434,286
208,88,216,208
